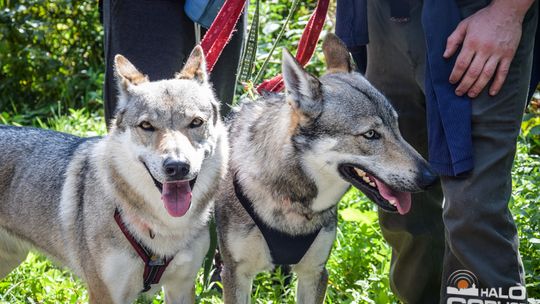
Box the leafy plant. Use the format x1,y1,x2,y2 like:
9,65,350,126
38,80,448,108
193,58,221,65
522,91,540,155
0,0,539,302
0,0,104,123
511,133,540,298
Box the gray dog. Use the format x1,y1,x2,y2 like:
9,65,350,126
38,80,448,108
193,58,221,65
214,34,437,303
0,46,228,303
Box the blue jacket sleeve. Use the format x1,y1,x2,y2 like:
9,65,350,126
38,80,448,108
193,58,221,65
335,0,369,49
185,0,225,29
423,0,474,176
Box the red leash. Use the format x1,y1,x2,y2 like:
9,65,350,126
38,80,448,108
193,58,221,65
200,0,329,92
256,0,329,93
200,0,246,72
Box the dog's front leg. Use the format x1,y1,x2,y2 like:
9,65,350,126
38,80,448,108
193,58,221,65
293,226,336,304
295,266,328,304
163,232,209,304
163,281,195,304
221,264,255,304
162,262,199,304
87,278,116,304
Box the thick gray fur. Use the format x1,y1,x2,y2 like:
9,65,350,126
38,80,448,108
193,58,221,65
215,34,432,304
0,46,228,304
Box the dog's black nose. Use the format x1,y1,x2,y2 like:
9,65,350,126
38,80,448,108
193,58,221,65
419,167,439,190
163,158,190,180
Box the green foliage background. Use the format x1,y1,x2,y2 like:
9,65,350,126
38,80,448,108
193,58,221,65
0,0,103,123
0,0,539,303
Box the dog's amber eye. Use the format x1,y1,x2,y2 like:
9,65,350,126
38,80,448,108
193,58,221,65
362,130,380,140
139,121,155,131
189,118,204,128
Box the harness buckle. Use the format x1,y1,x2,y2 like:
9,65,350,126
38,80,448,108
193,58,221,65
148,255,166,266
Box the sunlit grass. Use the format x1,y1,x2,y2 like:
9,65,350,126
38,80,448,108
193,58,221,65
0,111,396,303
2,108,540,303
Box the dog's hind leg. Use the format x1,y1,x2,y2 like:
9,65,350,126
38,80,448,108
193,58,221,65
0,228,29,278
0,251,27,278
295,266,328,304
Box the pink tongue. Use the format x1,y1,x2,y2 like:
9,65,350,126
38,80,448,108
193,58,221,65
374,179,411,215
161,181,192,217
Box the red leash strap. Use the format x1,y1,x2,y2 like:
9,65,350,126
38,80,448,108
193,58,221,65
201,0,246,72
256,0,330,93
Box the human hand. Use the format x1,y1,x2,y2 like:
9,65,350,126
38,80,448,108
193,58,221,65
443,0,534,98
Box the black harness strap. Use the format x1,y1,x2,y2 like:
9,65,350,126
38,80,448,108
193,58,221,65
114,209,173,292
233,176,321,265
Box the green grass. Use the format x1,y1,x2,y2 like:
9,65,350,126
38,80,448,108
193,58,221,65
0,109,396,303
1,109,539,303
1,0,538,302
0,253,87,304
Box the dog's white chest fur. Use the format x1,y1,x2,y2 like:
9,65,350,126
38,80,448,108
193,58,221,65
302,138,349,212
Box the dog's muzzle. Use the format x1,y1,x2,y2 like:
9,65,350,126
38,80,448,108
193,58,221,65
141,161,197,193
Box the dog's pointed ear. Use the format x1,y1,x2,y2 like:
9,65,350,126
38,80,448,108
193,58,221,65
114,54,149,89
176,45,208,83
282,48,323,122
322,33,352,74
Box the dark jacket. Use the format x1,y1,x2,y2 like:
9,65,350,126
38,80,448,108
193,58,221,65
336,0,540,176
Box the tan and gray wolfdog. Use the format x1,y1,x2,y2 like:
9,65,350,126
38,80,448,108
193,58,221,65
0,46,228,303
214,34,437,303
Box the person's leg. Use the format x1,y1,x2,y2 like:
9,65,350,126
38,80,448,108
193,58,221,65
366,0,445,303
102,0,195,125
528,3,540,101
440,2,538,302
102,0,244,124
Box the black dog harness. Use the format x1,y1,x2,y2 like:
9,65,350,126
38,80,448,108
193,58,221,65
114,209,173,292
233,177,321,265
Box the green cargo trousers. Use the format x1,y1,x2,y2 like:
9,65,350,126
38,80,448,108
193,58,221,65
365,0,538,303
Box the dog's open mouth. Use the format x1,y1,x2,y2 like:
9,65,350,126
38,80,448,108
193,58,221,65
338,164,411,215
142,162,197,217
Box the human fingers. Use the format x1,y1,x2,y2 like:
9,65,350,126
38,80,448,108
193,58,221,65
444,21,467,59
466,56,499,98
489,58,512,96
449,46,475,86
